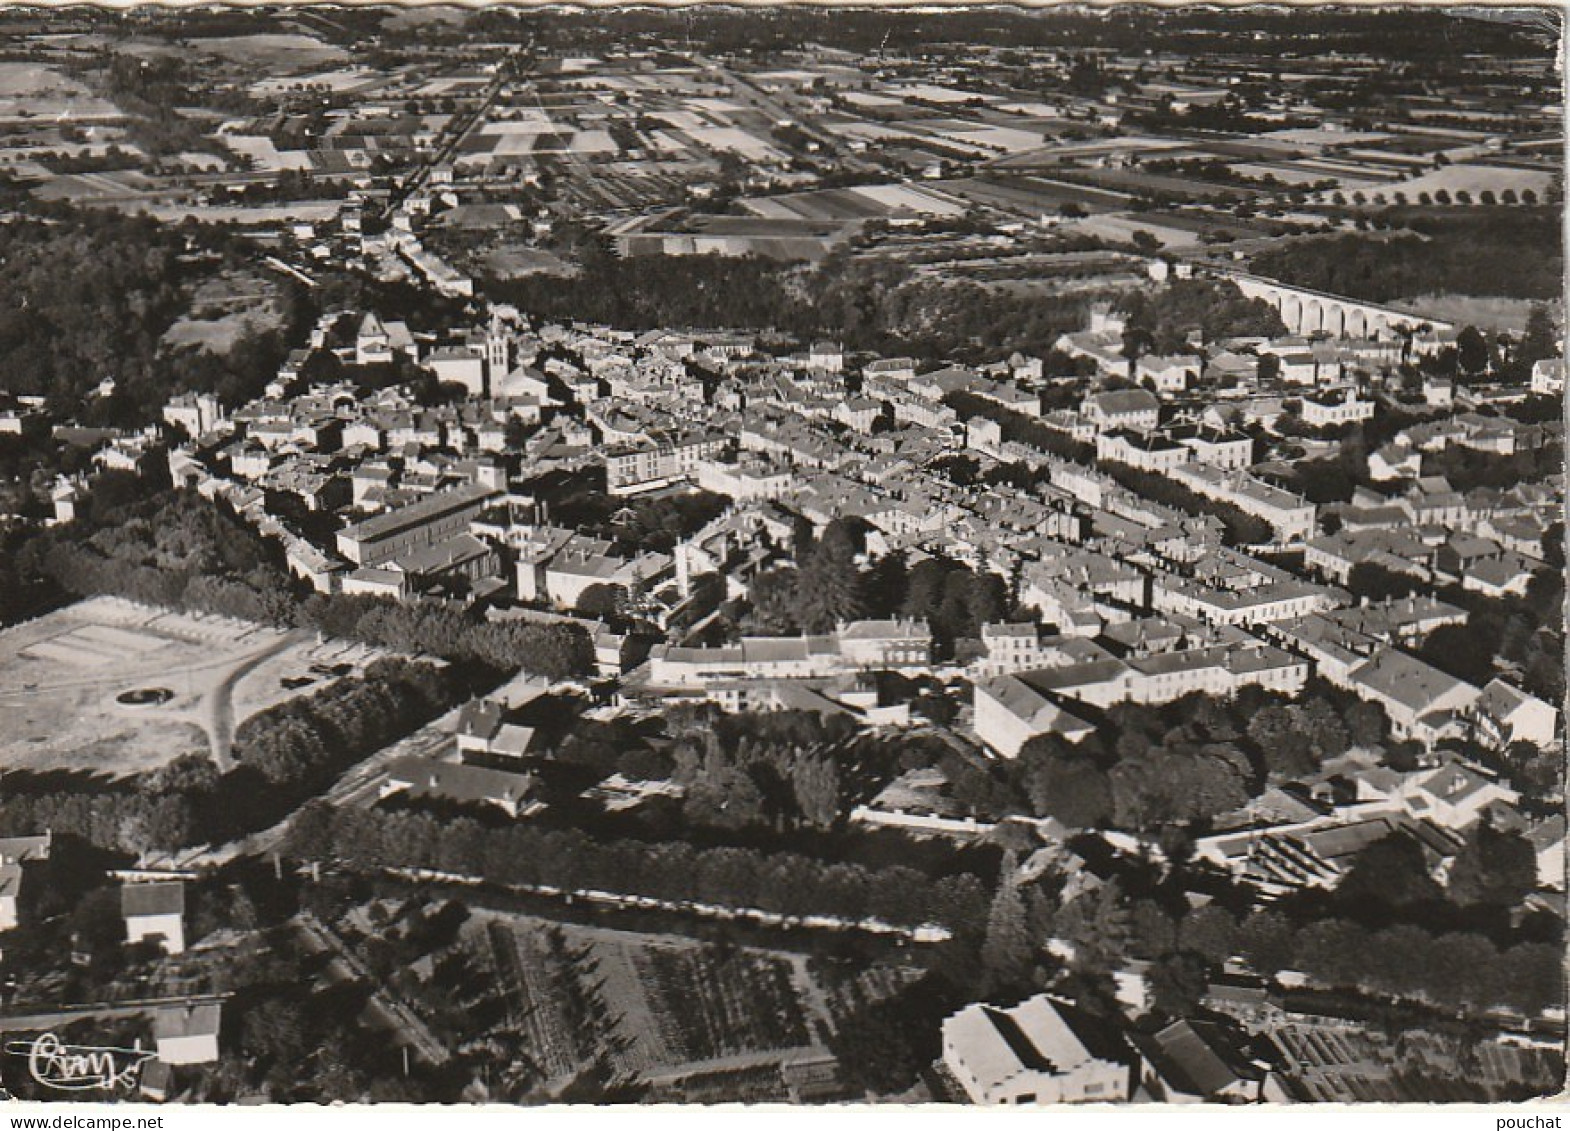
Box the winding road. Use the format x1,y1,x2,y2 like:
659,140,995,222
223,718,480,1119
203,629,312,771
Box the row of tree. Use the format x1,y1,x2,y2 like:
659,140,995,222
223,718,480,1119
0,786,197,858
295,593,594,681
287,803,992,934
1250,209,1562,305
1234,907,1561,1017
233,657,465,791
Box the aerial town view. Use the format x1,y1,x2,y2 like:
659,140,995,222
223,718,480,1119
0,2,1561,1110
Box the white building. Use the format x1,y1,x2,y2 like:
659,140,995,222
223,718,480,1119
153,1003,222,1066
1301,389,1375,428
427,346,487,396
122,881,186,955
1082,389,1160,434
1530,357,1563,396
973,674,1096,759
942,995,1136,1105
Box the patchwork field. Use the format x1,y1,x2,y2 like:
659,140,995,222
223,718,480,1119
0,597,381,777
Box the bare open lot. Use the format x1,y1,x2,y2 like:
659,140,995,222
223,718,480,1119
0,597,383,777
162,270,289,355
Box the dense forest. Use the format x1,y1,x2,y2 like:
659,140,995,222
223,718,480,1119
486,236,1101,363
0,206,305,424
1250,208,1563,303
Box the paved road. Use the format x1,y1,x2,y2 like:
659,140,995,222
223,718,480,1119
204,629,311,771
389,48,518,214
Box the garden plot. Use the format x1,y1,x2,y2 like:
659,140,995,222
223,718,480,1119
460,910,827,1087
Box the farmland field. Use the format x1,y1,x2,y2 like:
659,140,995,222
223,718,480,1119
0,62,122,122
481,245,573,280
1353,162,1556,205
1054,166,1257,202
1386,294,1545,334
186,33,348,70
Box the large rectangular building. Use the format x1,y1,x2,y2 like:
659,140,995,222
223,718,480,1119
336,483,499,567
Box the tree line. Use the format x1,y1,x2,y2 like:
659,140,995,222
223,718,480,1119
286,802,993,935
1233,906,1561,1017
1249,208,1562,304
486,229,1101,365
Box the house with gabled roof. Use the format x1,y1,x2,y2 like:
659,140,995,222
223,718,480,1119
1083,388,1160,434
1470,678,1560,749
1399,761,1519,829
380,756,544,819
355,312,393,366
973,674,1098,759
454,697,538,763
0,832,52,864
1526,816,1565,891
1344,647,1480,745
122,880,186,955
1134,1018,1282,1103
0,865,21,933
153,1002,222,1066
942,994,1138,1105
0,829,50,936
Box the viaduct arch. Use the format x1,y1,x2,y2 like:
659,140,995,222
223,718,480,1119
1215,271,1456,340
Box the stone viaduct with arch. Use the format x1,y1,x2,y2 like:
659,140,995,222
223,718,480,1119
1212,270,1456,340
